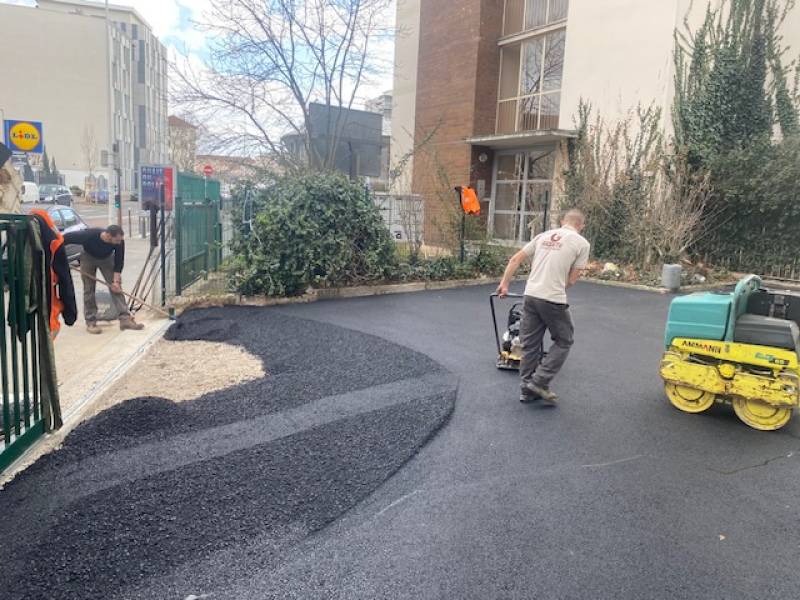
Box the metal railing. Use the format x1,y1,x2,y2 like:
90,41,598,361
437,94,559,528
0,215,48,472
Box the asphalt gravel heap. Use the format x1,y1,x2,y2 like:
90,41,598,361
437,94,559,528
0,306,456,600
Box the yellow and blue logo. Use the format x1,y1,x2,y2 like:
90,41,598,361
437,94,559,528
3,120,44,153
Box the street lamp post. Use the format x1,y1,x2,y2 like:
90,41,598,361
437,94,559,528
105,0,115,225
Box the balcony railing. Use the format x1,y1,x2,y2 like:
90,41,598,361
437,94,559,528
496,93,560,135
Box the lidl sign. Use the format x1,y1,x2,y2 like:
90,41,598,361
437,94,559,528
3,120,44,153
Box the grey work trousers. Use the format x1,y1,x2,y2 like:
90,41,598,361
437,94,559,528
80,251,130,324
519,295,574,387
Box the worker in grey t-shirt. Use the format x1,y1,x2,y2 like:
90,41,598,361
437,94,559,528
496,209,591,406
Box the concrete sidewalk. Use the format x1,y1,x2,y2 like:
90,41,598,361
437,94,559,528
54,235,169,417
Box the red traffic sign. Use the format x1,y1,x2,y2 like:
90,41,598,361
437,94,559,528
203,164,213,177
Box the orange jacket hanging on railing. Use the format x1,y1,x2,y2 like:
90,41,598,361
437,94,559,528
459,186,481,216
30,209,77,338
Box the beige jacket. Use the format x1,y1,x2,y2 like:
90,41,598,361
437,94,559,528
0,160,22,214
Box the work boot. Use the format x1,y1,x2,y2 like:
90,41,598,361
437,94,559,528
522,380,558,406
119,317,144,331
519,386,540,404
86,322,102,335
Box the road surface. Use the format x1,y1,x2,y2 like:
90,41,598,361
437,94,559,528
3,282,800,599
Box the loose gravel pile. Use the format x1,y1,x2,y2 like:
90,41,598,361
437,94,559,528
0,307,456,600
102,340,265,405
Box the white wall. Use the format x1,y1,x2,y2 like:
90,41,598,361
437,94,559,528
560,0,694,130
560,0,799,133
390,0,421,194
0,3,112,186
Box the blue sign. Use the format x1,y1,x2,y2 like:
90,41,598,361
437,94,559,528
140,165,175,210
3,120,44,154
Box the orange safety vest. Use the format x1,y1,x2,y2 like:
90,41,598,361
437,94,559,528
460,186,481,216
31,209,66,338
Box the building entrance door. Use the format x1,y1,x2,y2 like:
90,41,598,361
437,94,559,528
490,146,555,243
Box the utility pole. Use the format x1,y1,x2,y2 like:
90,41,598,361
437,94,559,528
105,0,115,225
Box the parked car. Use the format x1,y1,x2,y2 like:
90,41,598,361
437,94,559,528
39,184,72,206
23,204,88,263
21,181,39,204
87,189,109,204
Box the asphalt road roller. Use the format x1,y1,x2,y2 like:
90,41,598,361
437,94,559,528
661,275,800,430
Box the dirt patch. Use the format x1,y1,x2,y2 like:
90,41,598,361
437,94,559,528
103,340,265,405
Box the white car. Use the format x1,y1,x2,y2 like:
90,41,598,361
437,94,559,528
21,181,39,204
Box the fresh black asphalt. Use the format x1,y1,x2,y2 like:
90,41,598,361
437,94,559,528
4,282,800,599
0,308,456,600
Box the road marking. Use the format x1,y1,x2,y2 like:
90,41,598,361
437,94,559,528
582,454,646,469
376,489,421,516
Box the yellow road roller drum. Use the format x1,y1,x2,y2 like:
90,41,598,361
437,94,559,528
660,275,800,431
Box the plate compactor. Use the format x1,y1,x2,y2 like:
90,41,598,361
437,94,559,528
660,275,800,431
490,293,546,370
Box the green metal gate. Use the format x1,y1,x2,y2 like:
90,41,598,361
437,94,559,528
175,172,222,295
0,215,48,472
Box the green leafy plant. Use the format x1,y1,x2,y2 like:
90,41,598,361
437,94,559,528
228,172,397,296
673,0,800,272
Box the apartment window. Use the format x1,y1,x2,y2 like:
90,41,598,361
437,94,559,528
503,0,568,37
138,105,147,148
491,148,555,242
497,28,565,133
138,43,146,83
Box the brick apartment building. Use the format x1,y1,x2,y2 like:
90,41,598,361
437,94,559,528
391,0,800,246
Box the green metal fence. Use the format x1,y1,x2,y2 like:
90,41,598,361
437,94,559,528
0,215,47,472
175,172,222,295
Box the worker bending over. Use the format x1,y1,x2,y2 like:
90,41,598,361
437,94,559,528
64,225,144,334
496,209,590,406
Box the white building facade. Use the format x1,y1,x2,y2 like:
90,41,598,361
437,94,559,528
0,0,168,199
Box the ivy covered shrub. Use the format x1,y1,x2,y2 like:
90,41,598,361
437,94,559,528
673,0,800,269
229,172,397,296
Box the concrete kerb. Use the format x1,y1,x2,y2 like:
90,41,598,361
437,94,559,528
170,275,741,314
582,277,736,294
169,276,506,313
0,319,172,488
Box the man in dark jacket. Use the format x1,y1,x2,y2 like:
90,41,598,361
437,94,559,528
64,225,144,334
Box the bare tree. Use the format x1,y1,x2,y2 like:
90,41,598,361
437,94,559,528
81,126,98,177
173,0,392,171
566,102,716,268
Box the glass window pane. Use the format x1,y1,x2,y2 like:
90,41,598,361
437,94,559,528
495,182,523,211
540,92,561,129
525,182,552,212
51,211,65,229
525,0,547,29
493,213,521,241
528,150,555,179
504,0,525,36
497,99,518,134
549,0,569,22
524,212,547,240
518,95,541,131
63,210,78,226
542,30,565,92
499,45,521,100
496,153,524,180
520,39,543,96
